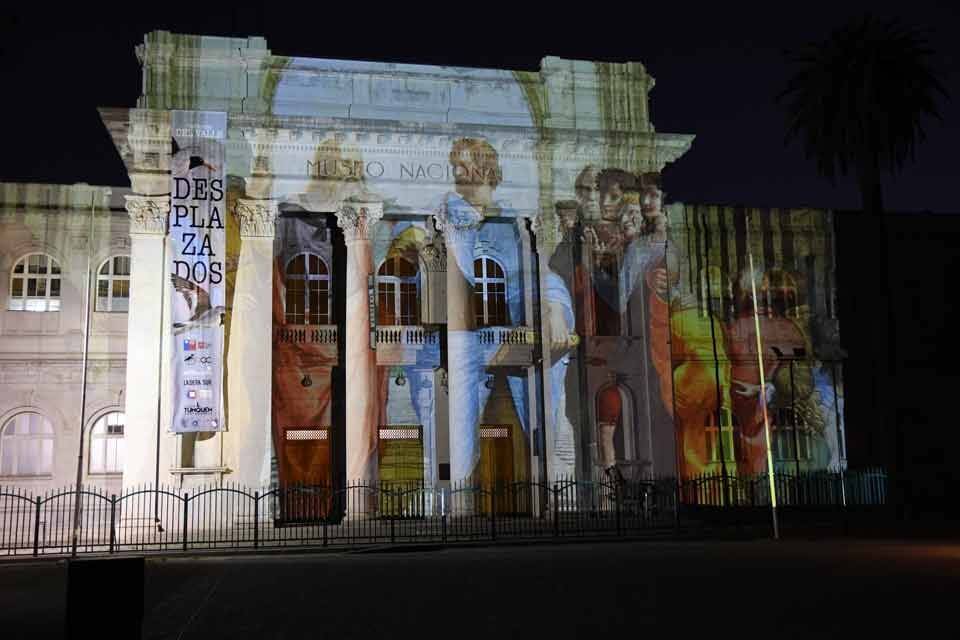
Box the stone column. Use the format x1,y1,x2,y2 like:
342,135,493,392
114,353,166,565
121,194,170,509
435,204,481,488
336,195,383,510
225,199,277,491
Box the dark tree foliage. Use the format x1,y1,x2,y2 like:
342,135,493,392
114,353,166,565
778,16,949,519
778,15,948,212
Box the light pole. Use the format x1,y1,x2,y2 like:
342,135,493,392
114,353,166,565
745,211,779,540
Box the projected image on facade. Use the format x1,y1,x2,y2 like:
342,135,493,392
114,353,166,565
0,34,851,530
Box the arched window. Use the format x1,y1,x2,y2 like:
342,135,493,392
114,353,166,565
771,407,811,462
285,253,331,325
705,408,742,464
377,256,419,325
89,412,125,474
96,256,131,312
473,256,508,327
0,413,54,476
700,265,734,321
9,254,61,312
761,270,799,318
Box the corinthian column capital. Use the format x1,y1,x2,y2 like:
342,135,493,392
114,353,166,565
124,194,170,235
235,198,278,237
336,192,384,243
531,210,562,255
434,198,482,246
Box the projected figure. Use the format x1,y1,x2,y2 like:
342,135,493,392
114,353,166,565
440,138,574,483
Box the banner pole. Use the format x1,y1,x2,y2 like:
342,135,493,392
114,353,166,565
71,191,97,557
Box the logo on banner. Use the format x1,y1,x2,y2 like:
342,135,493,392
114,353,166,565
183,339,211,351
184,403,214,415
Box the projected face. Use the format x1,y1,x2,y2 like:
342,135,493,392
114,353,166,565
449,137,502,212
575,166,602,220
597,169,640,223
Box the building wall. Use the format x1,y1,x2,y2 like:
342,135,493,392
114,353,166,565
0,183,129,495
0,32,848,501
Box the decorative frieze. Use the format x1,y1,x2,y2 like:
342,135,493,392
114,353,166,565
235,198,278,237
124,194,169,235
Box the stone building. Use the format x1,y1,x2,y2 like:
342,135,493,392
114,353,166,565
0,32,846,516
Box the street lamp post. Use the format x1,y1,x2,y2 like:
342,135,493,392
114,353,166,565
745,211,779,540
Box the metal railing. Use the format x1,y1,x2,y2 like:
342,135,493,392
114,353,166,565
678,467,887,507
0,469,885,558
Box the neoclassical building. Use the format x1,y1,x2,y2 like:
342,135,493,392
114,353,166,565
0,31,847,508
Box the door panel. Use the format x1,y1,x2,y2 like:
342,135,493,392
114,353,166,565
378,426,424,517
279,427,332,521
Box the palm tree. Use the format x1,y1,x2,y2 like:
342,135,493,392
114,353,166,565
778,15,948,519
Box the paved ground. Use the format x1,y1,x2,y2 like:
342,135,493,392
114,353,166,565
2,537,958,638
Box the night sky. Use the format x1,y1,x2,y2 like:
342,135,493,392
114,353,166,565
0,4,957,213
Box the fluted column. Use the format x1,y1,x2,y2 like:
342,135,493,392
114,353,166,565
336,194,383,507
226,199,277,490
435,202,482,487
121,194,170,495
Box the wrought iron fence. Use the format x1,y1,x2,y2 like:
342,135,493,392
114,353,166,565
0,469,885,558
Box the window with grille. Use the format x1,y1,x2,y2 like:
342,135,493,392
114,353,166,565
760,270,799,318
96,255,131,312
89,412,125,474
9,254,62,312
0,413,54,476
705,408,742,464
285,253,331,325
473,256,508,327
700,266,734,320
771,407,811,461
377,256,419,325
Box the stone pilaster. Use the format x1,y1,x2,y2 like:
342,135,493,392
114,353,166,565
120,194,170,529
434,201,481,487
225,199,278,490
336,193,383,509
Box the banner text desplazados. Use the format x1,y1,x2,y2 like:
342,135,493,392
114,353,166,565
171,177,225,286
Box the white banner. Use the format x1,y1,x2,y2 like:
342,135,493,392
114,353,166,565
169,111,227,432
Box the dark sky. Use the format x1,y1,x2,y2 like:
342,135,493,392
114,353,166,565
1,3,957,212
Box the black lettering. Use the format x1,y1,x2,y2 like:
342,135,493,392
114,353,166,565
172,204,190,228
198,234,213,256
182,232,197,256
210,178,224,201
173,260,192,280
366,161,384,178
415,165,428,179
208,206,223,229
174,177,191,199
209,261,223,284
192,262,208,283
193,178,208,200
427,163,444,180
400,163,414,179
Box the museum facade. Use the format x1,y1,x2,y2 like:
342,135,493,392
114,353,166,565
0,31,846,503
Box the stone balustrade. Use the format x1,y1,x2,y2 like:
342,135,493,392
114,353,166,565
477,326,535,346
375,325,439,346
273,325,339,345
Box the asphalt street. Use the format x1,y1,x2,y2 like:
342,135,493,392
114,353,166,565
2,538,957,638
